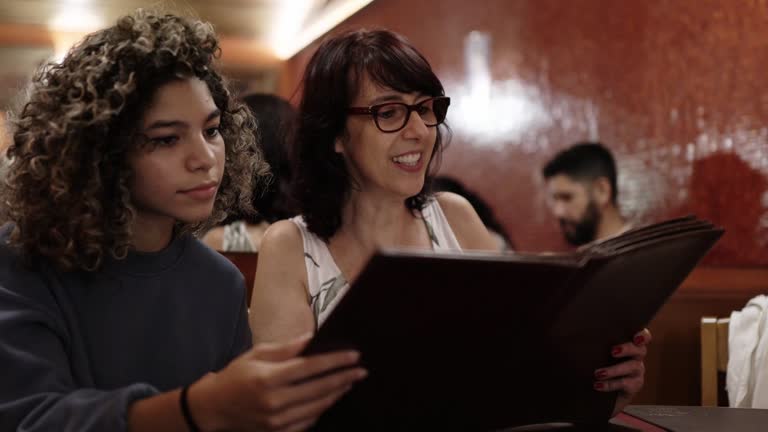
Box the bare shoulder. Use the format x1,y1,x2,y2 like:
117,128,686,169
201,226,225,251
259,220,304,255
434,191,499,251
435,191,477,220
251,219,314,342
253,220,307,292
253,220,306,286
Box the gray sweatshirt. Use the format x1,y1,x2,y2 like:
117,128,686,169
0,228,251,431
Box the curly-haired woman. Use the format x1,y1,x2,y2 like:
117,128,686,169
0,10,364,432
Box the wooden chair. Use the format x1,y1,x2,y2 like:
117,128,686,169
700,316,730,406
220,252,258,306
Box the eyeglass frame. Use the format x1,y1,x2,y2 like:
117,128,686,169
347,96,451,133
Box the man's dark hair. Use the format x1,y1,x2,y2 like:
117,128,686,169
542,142,618,203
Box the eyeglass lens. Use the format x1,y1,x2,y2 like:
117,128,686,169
374,97,449,132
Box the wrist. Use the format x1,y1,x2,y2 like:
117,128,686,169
186,372,224,432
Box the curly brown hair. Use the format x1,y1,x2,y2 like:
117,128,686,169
0,10,268,272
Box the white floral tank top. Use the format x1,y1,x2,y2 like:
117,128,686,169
290,199,462,328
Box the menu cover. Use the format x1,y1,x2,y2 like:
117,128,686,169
304,216,724,430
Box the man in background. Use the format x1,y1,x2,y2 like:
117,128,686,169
542,142,630,246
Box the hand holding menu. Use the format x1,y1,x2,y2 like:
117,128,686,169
304,216,724,431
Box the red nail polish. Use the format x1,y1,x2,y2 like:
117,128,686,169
594,382,604,390
634,335,645,345
612,346,622,356
594,370,607,379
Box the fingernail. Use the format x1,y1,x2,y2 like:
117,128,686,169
612,346,622,356
594,369,607,379
348,351,361,362
356,369,368,379
634,335,645,345
594,382,605,390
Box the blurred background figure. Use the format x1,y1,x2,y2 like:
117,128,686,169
203,94,297,251
542,142,630,246
432,175,514,251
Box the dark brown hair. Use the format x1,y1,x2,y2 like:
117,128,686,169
0,10,268,271
542,142,618,204
293,29,449,240
221,93,297,225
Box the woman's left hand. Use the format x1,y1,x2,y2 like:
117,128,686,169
593,328,652,416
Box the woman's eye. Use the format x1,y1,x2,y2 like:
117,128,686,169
205,126,221,138
416,105,431,115
378,108,397,119
150,136,178,146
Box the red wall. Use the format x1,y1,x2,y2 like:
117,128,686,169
279,0,768,265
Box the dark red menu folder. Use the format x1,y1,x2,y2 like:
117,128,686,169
303,217,723,431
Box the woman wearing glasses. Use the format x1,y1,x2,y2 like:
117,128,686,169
249,28,649,418
250,29,496,336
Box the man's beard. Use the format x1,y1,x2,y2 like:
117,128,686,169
559,200,601,246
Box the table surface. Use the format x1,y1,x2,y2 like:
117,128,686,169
621,405,768,432
495,405,768,432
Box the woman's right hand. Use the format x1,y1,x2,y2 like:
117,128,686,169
189,333,366,432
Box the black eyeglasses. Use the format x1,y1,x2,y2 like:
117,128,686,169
347,96,451,133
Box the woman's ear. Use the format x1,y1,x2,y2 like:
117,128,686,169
335,130,350,154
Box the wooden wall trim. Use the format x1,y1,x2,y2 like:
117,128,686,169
678,267,768,299
0,23,279,69
0,23,56,46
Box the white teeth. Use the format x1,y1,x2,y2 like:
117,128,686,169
392,153,421,166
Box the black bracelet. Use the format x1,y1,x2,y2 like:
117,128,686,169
180,385,202,432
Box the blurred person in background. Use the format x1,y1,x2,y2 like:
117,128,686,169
431,175,514,251
542,142,630,246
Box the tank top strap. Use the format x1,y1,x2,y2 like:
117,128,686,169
289,216,350,328
419,198,462,252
